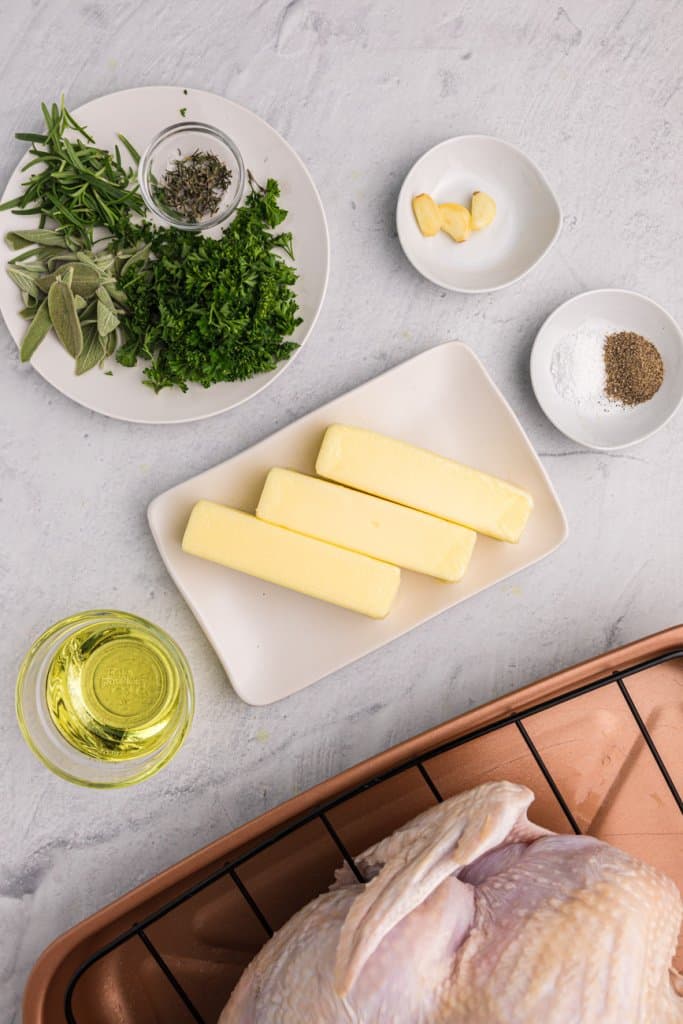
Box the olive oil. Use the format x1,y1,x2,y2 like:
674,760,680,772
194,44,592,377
45,620,183,762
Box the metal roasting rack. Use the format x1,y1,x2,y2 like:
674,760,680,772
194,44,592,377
60,648,682,1024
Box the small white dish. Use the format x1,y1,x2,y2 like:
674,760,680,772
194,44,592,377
138,121,245,230
148,343,568,706
531,289,683,450
396,135,561,293
0,87,329,424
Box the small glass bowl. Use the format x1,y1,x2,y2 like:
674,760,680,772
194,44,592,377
16,610,194,788
138,121,245,231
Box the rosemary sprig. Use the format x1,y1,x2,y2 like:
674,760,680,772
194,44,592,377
0,96,145,247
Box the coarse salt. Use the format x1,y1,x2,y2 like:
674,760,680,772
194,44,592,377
550,320,624,415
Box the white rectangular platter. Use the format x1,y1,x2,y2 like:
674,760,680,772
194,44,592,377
148,343,568,705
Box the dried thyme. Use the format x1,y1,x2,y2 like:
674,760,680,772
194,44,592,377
156,150,232,222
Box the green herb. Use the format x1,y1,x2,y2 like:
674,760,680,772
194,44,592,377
179,107,187,118
0,96,145,246
6,227,72,250
75,323,103,375
116,133,140,165
95,284,120,336
117,177,301,392
47,274,83,356
7,265,42,298
155,150,232,222
5,98,301,394
38,261,101,298
20,298,51,361
7,231,130,368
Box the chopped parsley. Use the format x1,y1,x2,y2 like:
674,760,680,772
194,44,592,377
116,178,301,392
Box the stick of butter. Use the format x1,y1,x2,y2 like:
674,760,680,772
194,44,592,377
182,500,400,619
256,468,476,582
316,425,533,543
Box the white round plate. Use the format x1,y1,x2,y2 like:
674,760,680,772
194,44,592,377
396,135,561,293
531,289,683,450
0,87,329,424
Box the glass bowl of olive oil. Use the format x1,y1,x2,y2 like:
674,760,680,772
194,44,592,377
16,610,194,788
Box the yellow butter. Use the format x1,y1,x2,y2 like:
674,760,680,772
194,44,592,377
256,468,476,582
316,425,533,543
182,500,400,619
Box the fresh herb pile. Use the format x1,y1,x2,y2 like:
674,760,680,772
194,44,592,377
7,230,126,371
118,177,301,391
0,99,144,245
2,98,302,392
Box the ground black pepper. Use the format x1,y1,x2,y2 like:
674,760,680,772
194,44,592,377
158,150,232,222
603,331,664,406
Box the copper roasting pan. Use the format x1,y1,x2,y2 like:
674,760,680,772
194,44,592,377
23,626,683,1023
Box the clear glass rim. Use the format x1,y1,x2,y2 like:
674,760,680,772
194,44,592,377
15,610,194,788
138,121,245,231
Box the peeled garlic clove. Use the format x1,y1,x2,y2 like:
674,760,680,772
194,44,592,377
412,193,442,236
471,191,496,230
439,203,472,243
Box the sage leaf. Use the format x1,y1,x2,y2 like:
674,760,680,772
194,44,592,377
91,252,116,273
81,298,97,320
119,242,150,275
9,260,44,275
5,232,34,251
73,294,87,310
103,330,117,357
38,262,100,298
57,265,74,288
20,298,52,361
47,279,82,357
97,289,120,336
75,251,114,274
104,283,129,306
46,248,80,268
19,259,48,274
95,284,115,309
8,265,42,299
74,251,100,270
21,288,40,308
6,228,68,249
75,323,105,375
9,246,42,265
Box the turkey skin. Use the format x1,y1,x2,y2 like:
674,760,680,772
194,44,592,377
220,781,683,1024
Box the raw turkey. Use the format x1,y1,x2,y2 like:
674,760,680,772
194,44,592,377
220,781,683,1024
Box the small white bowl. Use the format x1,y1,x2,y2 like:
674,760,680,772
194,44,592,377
139,121,245,230
531,289,683,450
396,135,561,293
